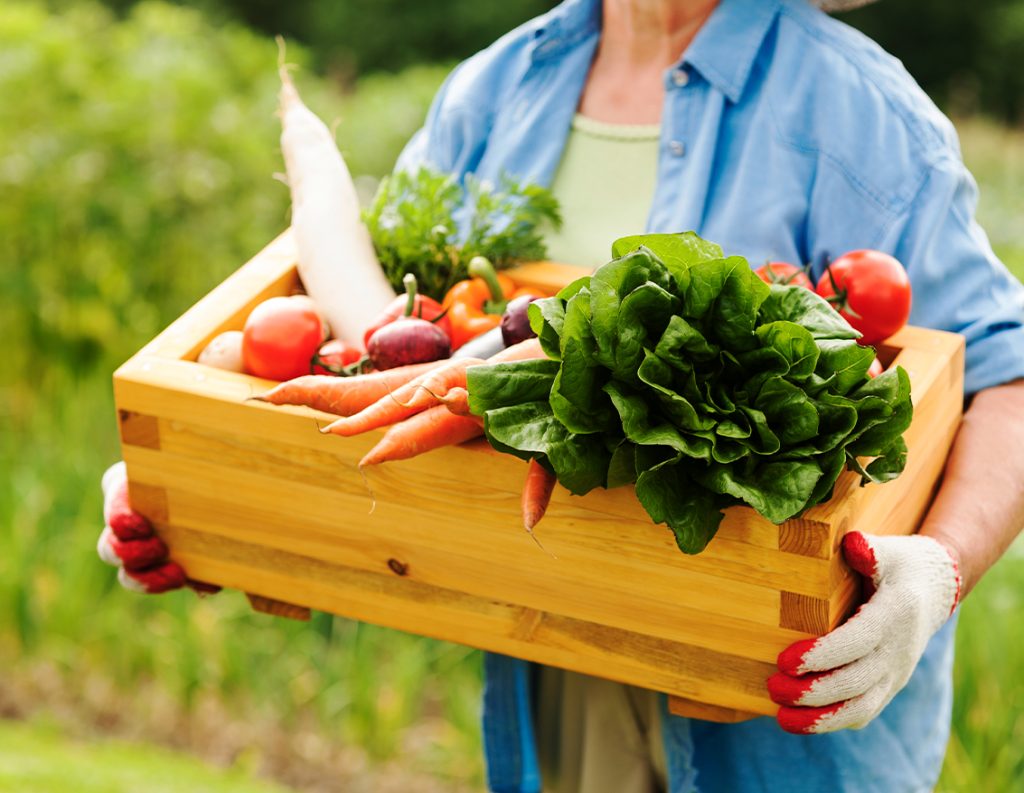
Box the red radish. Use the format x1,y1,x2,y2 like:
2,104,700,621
366,274,451,370
867,357,884,379
501,294,541,346
367,320,449,370
363,275,451,349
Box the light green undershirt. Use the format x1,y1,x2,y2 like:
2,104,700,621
544,114,661,270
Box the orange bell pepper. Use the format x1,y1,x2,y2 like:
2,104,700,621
442,256,517,350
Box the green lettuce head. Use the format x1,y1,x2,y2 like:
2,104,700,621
468,233,912,554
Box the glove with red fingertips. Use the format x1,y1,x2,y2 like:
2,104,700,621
98,462,189,594
768,531,961,735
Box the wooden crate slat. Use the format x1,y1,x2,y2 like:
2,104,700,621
152,523,778,716
123,448,813,642
120,412,833,597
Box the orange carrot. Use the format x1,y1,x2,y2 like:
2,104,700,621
402,357,484,410
359,407,484,467
522,458,556,532
251,361,439,416
438,387,472,417
321,358,481,436
487,337,544,363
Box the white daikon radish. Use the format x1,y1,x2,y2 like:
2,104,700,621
278,66,396,348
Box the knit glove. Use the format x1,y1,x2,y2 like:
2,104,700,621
767,530,961,734
97,461,189,594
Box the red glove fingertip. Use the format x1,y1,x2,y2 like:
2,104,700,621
127,561,187,594
109,534,169,571
767,671,821,707
105,481,152,541
841,531,879,578
776,701,845,735
777,637,818,676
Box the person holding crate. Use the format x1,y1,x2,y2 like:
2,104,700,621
99,0,1024,790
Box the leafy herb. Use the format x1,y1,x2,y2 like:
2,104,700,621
467,232,913,555
364,166,562,300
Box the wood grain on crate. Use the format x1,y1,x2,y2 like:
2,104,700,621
114,230,965,722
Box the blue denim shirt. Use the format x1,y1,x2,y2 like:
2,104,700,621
396,0,1024,790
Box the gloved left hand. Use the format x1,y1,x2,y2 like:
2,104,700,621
767,530,961,734
97,461,189,594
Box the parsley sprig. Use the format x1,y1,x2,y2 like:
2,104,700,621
364,166,562,300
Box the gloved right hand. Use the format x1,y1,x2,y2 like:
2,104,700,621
97,461,188,594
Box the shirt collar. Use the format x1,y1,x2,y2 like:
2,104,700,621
682,0,782,103
529,0,781,102
528,0,602,62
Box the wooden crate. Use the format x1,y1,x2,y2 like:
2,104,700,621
114,231,965,722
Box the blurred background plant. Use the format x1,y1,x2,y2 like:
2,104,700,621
1,1,1021,791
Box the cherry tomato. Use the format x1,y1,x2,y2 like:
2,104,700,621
754,262,813,290
242,296,324,381
312,339,363,375
814,250,912,346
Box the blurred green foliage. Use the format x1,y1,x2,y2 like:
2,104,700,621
843,0,1024,122
77,0,1024,121
1,1,1023,791
0,0,478,785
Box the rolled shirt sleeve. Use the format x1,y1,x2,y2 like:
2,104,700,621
877,156,1024,395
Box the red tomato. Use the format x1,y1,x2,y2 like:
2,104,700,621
312,339,363,375
242,296,324,381
867,357,884,379
754,262,813,290
815,250,912,346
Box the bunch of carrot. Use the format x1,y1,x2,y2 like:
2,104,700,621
252,337,558,536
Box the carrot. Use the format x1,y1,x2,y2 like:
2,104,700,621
250,361,439,416
403,357,483,409
321,358,482,436
522,458,556,531
438,387,472,417
487,337,544,363
359,407,484,467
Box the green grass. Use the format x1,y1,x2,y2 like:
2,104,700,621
940,539,1024,791
0,719,292,793
1,2,1023,790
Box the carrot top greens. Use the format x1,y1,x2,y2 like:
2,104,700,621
467,232,912,555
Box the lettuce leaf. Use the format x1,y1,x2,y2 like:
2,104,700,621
469,232,913,554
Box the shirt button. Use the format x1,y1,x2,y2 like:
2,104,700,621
671,68,690,87
669,140,686,157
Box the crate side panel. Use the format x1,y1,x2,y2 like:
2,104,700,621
152,521,778,716
124,445,813,657
115,355,787,552
114,369,829,596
